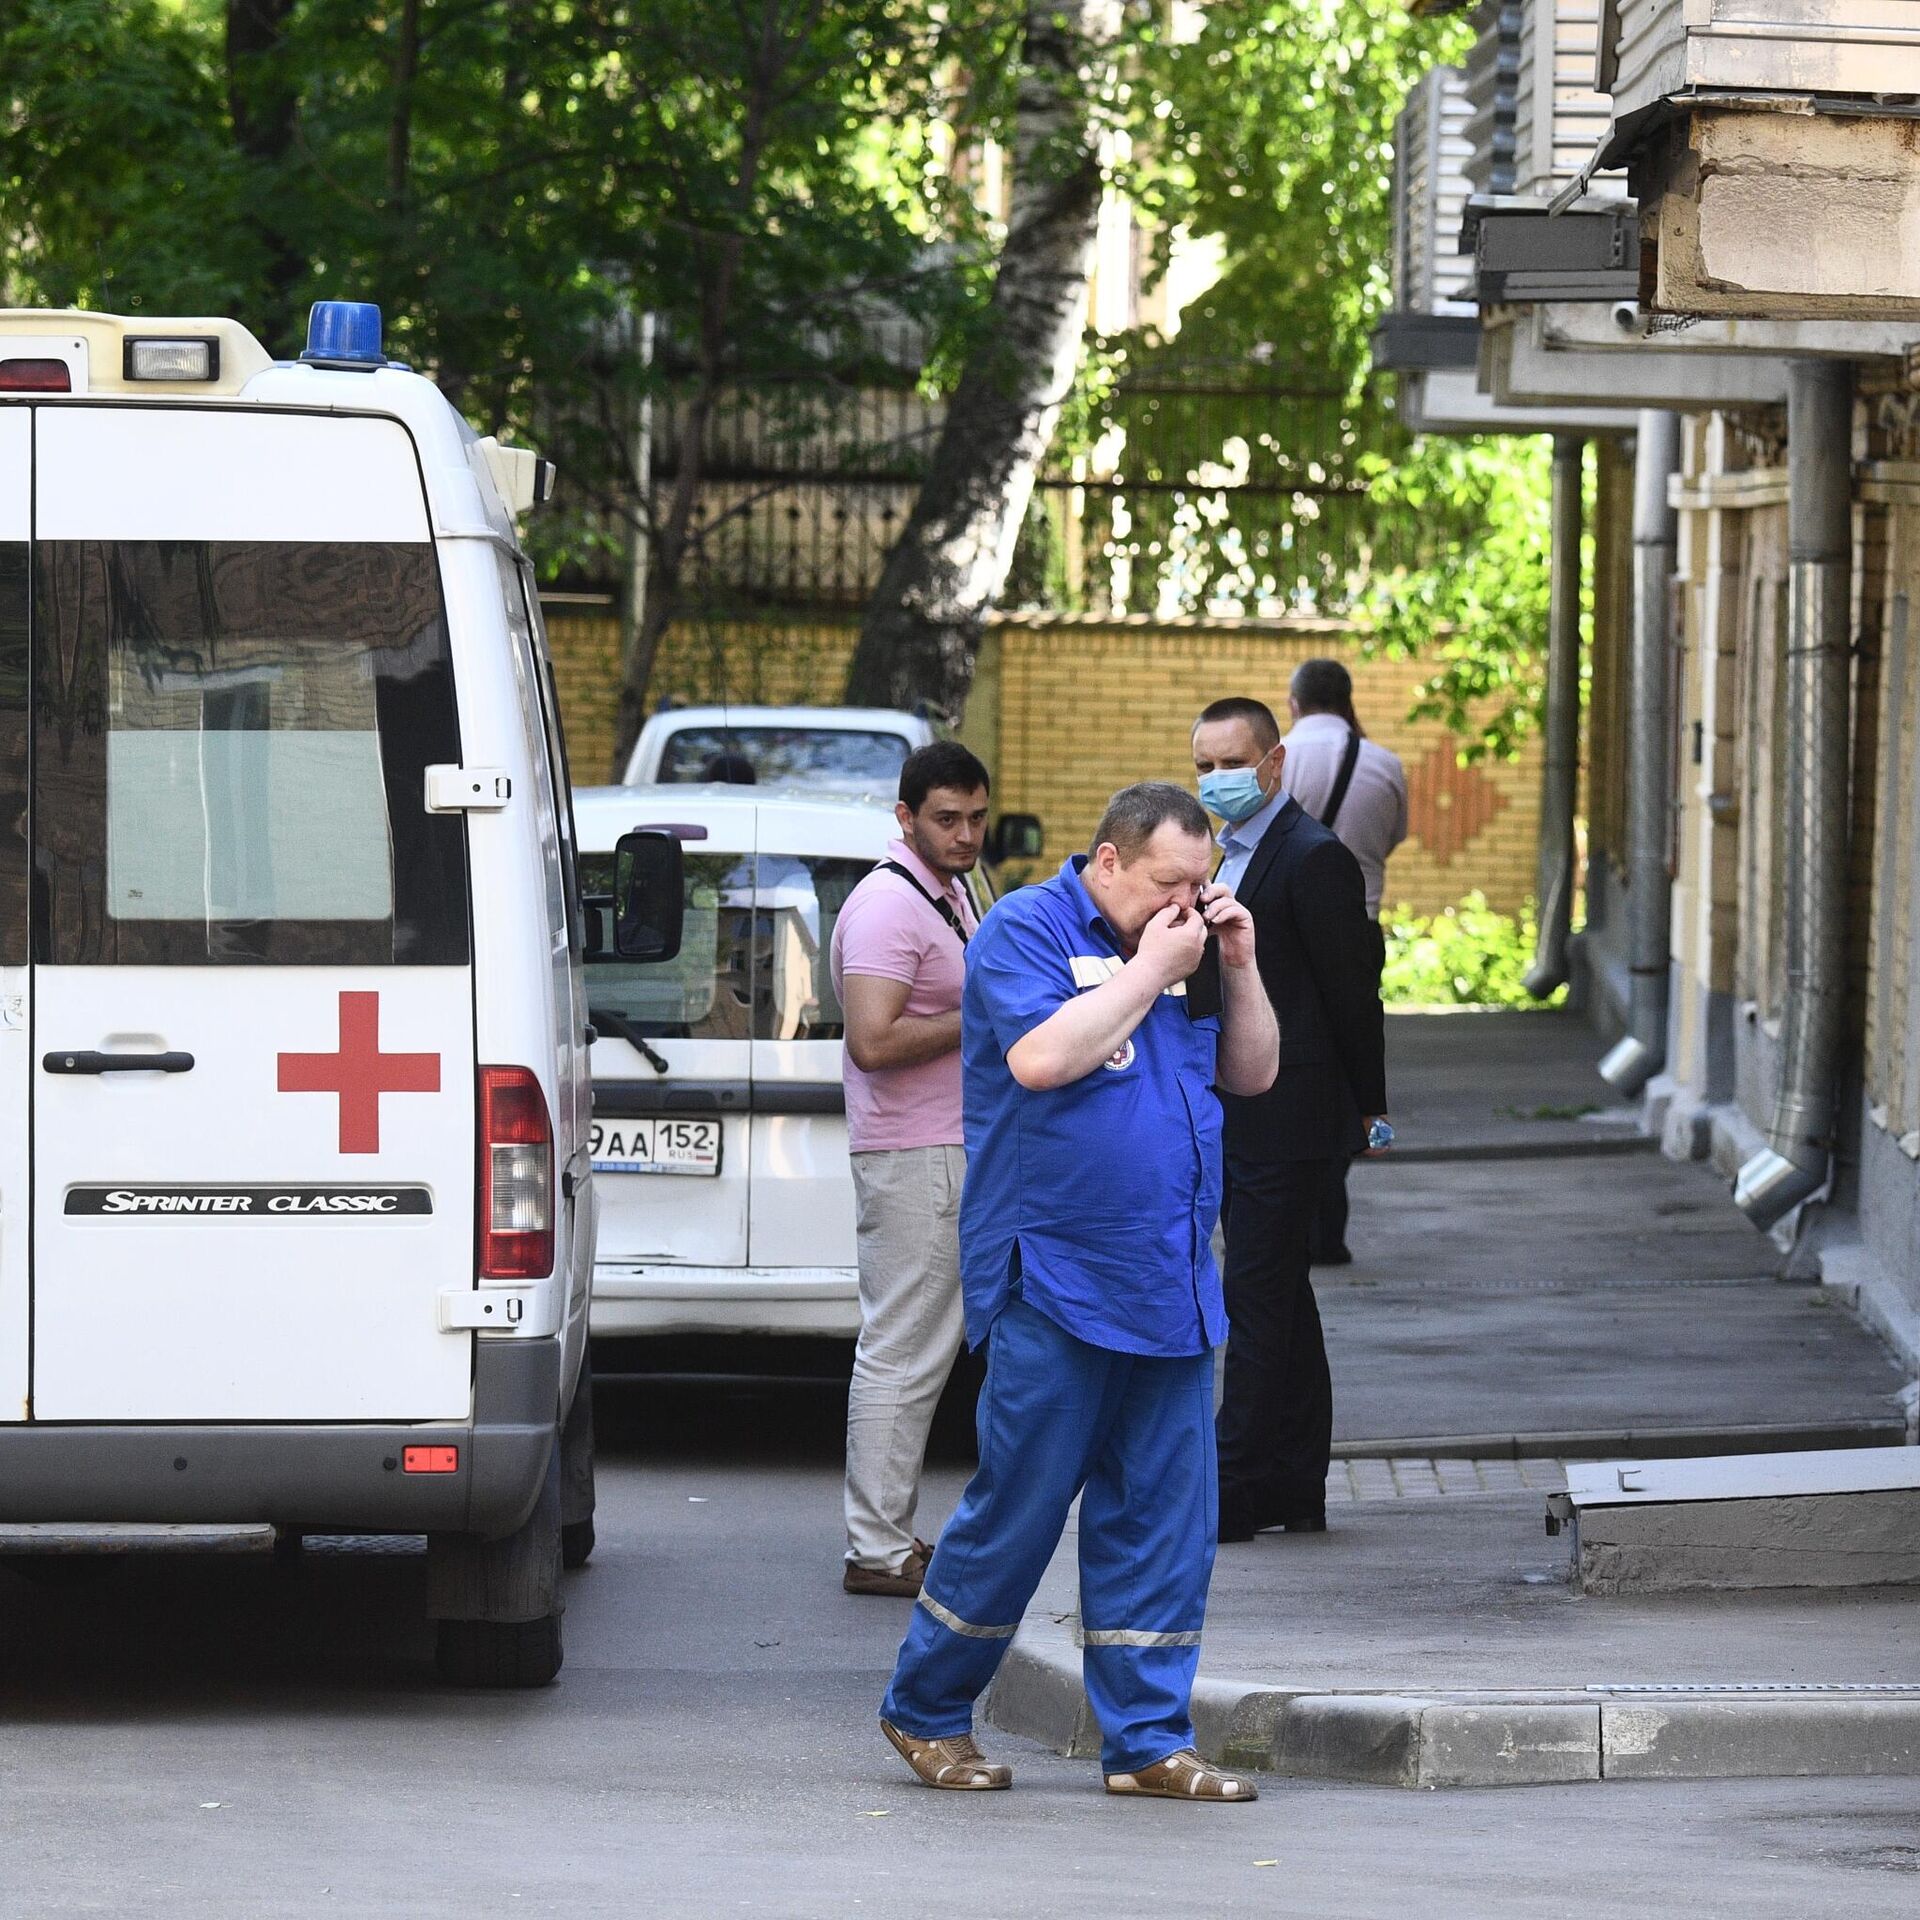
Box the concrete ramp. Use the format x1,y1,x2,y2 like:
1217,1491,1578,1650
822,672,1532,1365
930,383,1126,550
1549,1448,1920,1595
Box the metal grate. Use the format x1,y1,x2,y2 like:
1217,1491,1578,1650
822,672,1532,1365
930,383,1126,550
1329,1456,1568,1501
1587,1682,1920,1696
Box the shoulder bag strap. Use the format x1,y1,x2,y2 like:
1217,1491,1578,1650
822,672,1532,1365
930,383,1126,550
877,859,969,947
1318,727,1363,831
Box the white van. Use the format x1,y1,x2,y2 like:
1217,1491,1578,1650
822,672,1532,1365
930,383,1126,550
0,301,640,1687
576,785,993,1339
620,704,937,792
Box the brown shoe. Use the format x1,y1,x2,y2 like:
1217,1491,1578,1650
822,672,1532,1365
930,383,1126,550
880,1718,1012,1790
843,1541,930,1597
1106,1748,1258,1801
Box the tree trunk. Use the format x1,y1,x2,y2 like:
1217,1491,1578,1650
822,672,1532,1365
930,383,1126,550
387,0,424,211
843,0,1122,718
225,0,305,353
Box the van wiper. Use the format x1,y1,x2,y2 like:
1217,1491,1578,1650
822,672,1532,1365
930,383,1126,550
588,1007,671,1076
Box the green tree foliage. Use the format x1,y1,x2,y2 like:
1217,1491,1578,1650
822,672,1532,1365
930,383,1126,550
1,0,997,767
1358,436,1560,759
0,0,254,315
0,0,977,507
2,0,605,396
1130,0,1460,380
2,1,1560,750
1083,1,1558,753
1382,890,1563,1009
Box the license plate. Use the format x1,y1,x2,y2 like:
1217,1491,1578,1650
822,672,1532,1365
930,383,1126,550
589,1118,722,1176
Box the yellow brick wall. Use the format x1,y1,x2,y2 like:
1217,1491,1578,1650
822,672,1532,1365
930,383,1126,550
542,607,1546,918
978,614,1543,917
541,608,624,780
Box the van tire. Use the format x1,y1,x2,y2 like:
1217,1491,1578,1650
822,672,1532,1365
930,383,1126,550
435,1614,563,1689
559,1362,597,1569
426,1434,564,1689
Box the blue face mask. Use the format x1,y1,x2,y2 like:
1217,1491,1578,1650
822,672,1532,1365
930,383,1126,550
1199,764,1270,823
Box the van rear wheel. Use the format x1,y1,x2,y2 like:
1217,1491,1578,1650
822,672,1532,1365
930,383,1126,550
426,1432,565,1689
435,1614,563,1689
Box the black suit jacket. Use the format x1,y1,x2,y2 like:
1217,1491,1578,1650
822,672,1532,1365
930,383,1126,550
1220,796,1387,1163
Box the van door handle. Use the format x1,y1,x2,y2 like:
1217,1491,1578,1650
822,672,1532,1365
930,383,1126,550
44,1050,196,1075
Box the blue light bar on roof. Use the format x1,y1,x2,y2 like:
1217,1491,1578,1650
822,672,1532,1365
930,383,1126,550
301,301,385,371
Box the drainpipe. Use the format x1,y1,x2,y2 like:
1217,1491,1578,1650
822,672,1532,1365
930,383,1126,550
1524,435,1586,998
1733,361,1853,1230
1601,411,1682,1094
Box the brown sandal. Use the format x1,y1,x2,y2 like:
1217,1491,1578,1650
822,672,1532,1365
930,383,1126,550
880,1718,1012,1790
1106,1748,1258,1801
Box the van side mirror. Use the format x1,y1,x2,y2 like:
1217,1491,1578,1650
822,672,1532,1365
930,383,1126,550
613,829,684,962
988,813,1044,862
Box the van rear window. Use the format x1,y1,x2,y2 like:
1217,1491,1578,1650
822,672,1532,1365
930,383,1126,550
657,727,908,789
34,542,468,965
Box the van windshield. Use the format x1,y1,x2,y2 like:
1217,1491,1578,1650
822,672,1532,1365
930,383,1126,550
655,726,907,789
583,850,873,1043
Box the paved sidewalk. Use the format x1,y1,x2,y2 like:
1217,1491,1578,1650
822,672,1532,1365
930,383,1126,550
1380,1007,1645,1158
986,1011,1920,1788
1326,1154,1906,1450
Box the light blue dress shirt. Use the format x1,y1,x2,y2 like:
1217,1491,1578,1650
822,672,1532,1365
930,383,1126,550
1213,786,1288,896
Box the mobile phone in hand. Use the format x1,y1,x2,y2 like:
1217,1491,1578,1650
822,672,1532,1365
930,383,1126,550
1185,932,1223,1020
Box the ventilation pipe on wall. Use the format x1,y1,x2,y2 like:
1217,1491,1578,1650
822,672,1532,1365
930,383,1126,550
1601,411,1683,1094
1524,435,1586,998
1734,361,1853,1231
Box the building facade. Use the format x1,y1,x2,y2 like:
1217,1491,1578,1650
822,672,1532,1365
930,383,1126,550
1383,0,1920,1368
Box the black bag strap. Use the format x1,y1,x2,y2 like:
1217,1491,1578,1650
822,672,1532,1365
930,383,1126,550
877,860,969,947
1319,727,1363,831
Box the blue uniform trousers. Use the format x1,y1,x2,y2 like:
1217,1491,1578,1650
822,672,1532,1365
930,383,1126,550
880,1297,1218,1774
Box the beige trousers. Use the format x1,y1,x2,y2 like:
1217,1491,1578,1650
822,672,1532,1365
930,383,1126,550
843,1145,967,1571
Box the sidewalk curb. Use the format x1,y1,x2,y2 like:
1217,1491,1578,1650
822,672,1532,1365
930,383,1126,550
1387,1136,1655,1164
1331,1418,1907,1461
983,1615,1920,1790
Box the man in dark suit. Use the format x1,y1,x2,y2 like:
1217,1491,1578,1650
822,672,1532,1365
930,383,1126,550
1191,696,1389,1542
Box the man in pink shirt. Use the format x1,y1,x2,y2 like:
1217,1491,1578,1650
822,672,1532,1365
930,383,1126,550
831,742,990,1595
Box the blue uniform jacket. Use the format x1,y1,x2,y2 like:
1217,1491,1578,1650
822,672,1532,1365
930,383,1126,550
957,856,1227,1358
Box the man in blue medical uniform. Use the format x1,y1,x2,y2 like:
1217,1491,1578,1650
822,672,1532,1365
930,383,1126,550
878,783,1279,1800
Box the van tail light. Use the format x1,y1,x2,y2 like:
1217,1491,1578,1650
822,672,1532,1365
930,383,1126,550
0,359,71,392
478,1066,553,1279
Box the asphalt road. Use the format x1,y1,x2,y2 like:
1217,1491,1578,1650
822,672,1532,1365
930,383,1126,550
1,1369,1915,1919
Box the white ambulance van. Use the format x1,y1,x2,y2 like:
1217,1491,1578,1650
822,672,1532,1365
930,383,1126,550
0,301,663,1687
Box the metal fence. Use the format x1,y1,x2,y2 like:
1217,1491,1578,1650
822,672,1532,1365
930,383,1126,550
549,335,1443,622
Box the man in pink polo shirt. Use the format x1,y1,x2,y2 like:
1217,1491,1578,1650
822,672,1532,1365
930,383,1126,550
832,742,991,1596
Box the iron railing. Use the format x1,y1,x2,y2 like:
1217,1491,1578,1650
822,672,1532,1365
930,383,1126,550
547,331,1449,621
